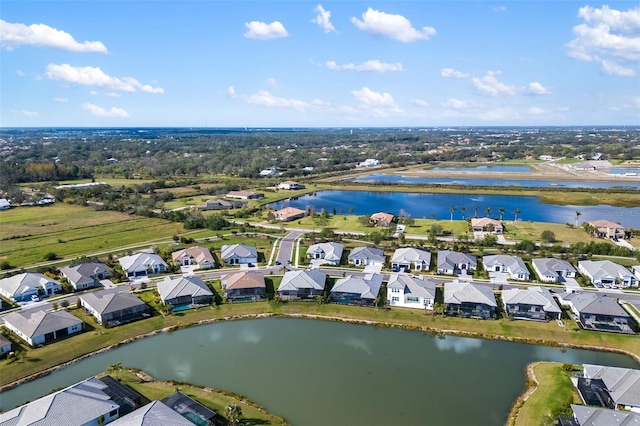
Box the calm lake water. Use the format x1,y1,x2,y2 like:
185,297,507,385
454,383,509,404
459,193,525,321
348,174,640,190
1,318,637,426
610,168,640,175
431,165,532,173
271,191,640,227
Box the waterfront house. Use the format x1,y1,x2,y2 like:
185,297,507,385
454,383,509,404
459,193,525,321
580,364,640,413
471,217,503,234
532,258,577,283
556,292,636,334
274,206,306,221
306,242,344,266
0,272,62,302
370,212,395,227
0,334,11,357
588,220,626,240
197,198,242,211
444,281,497,319
386,274,436,310
161,391,222,426
277,269,326,301
171,246,215,270
502,286,562,321
563,405,640,426
578,260,637,288
348,246,386,267
483,255,530,280
436,250,477,275
330,273,383,306
225,190,264,200
0,378,121,425
60,261,110,291
157,276,213,308
357,159,380,167
391,248,431,272
118,253,167,279
111,400,194,426
221,271,266,302
3,309,83,346
80,290,150,327
278,181,304,190
220,244,258,265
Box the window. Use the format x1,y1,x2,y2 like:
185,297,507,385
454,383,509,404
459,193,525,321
392,297,399,302
406,296,419,303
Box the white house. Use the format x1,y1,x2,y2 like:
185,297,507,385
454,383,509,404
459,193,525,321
347,246,385,267
0,198,10,210
386,274,436,310
220,244,258,265
278,181,304,190
436,250,477,275
578,260,637,288
118,253,167,279
633,265,640,281
391,248,431,272
59,261,110,291
306,242,344,266
483,255,530,280
3,309,83,346
357,159,380,167
0,273,62,302
532,258,577,283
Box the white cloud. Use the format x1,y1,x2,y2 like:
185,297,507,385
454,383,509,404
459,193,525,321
351,87,396,107
326,59,403,72
265,77,277,87
16,70,25,76
440,68,470,79
312,4,335,33
527,107,545,115
410,99,430,107
442,98,476,110
16,110,39,117
227,86,236,98
53,97,68,103
493,6,507,12
45,64,164,93
89,90,98,95
82,103,128,117
524,81,552,95
106,92,122,97
566,5,640,76
0,19,107,53
351,8,436,42
245,90,311,111
244,21,288,40
471,72,517,96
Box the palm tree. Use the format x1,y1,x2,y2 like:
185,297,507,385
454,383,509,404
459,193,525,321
474,206,479,218
460,206,467,219
108,362,123,380
575,211,582,227
226,404,243,426
485,206,492,218
449,206,457,221
498,207,506,221
513,208,521,222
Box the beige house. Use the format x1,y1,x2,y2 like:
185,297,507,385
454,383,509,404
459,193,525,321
370,212,395,227
274,207,306,221
471,217,503,234
588,220,626,240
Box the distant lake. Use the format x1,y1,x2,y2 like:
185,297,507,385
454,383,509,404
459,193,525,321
347,174,640,190
270,191,640,227
431,165,532,173
610,168,640,175
1,318,637,426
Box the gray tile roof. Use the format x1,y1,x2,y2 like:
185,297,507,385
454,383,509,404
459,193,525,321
157,276,213,303
307,242,344,262
579,260,634,281
0,273,61,299
583,364,640,409
483,255,529,276
563,293,630,317
220,244,257,260
279,269,326,292
502,286,561,313
387,274,436,300
391,248,431,265
60,261,110,286
532,258,576,278
110,400,194,425
437,250,477,271
3,309,82,339
118,253,167,273
348,246,385,263
0,377,119,426
80,291,148,316
331,273,383,300
444,281,497,307
0,334,11,349
570,405,640,425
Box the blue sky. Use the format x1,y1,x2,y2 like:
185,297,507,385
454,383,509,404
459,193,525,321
1,1,639,127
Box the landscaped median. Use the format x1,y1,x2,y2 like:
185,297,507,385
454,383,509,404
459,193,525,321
1,300,640,391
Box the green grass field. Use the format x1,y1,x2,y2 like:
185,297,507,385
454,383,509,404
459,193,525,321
504,221,606,244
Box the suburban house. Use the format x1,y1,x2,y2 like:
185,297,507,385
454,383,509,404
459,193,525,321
278,181,304,190
161,391,222,426
357,158,380,167
3,309,83,346
471,217,504,234
370,212,395,227
580,364,640,413
277,269,327,301
111,400,194,426
578,260,637,288
118,253,167,279
221,271,266,302
197,199,242,211
0,334,11,357
306,242,344,266
556,292,636,334
225,190,264,200
171,246,215,270
274,206,306,221
220,244,258,265
588,219,626,240
386,274,436,310
502,286,562,321
157,276,213,308
436,250,477,275
348,246,386,267
0,198,10,210
532,258,577,283
0,272,62,302
444,281,497,319
80,290,150,327
563,405,640,426
60,261,111,291
483,255,530,280
0,378,122,425
634,265,640,280
330,273,383,306
391,248,431,272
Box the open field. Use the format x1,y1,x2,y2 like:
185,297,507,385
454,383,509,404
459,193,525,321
504,221,609,244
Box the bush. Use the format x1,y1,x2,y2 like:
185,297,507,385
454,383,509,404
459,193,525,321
43,252,59,261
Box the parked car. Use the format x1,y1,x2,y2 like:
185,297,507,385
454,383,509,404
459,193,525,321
275,261,281,265
247,263,255,268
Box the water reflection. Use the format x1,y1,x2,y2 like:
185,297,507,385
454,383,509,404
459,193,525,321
434,336,483,354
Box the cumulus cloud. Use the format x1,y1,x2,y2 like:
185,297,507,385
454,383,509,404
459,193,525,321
326,59,403,72
264,77,277,87
524,81,552,95
471,71,517,96
565,5,640,76
227,85,236,98
82,103,128,117
45,64,164,93
0,19,107,53
440,68,470,79
53,97,68,103
351,8,436,42
312,4,335,33
410,99,430,107
351,87,396,107
245,90,311,111
442,98,477,110
527,107,545,115
244,21,288,40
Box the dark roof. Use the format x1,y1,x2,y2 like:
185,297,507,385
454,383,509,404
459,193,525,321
161,391,219,426
99,375,144,413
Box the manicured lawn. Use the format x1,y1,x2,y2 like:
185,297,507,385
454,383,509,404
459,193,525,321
504,221,604,244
